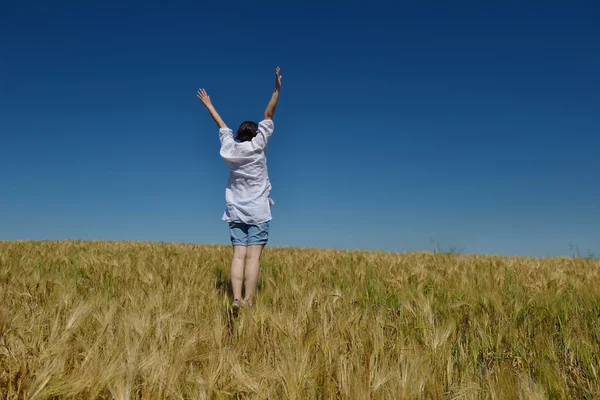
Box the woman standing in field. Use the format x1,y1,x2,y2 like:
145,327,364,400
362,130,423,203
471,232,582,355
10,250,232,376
197,67,282,310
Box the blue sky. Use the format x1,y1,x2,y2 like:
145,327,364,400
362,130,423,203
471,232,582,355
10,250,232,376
1,1,598,256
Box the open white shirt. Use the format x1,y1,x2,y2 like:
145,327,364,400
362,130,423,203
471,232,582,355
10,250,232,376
219,119,275,224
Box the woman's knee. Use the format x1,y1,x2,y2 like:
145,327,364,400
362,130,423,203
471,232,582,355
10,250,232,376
246,254,260,264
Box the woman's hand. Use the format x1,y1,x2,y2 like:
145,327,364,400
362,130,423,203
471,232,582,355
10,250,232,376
274,67,282,92
197,88,213,108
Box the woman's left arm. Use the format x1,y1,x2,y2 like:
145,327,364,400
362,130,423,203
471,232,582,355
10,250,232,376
197,88,227,129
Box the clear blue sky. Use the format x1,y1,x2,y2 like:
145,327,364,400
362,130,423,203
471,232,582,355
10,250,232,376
1,1,598,256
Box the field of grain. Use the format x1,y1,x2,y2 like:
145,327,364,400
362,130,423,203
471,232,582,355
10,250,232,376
1,240,599,399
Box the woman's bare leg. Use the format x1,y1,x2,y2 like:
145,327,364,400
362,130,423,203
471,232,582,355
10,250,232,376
243,245,264,307
230,246,247,301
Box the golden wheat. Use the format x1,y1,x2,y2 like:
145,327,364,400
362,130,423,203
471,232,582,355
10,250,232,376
1,240,599,399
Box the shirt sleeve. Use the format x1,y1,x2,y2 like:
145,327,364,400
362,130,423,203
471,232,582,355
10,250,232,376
252,120,274,150
219,127,235,155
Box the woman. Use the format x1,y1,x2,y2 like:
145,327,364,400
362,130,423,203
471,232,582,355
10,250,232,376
197,67,282,310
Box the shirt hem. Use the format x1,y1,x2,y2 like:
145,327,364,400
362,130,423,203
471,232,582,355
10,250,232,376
222,216,272,225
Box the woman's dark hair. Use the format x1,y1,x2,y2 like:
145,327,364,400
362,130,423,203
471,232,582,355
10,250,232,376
236,121,258,142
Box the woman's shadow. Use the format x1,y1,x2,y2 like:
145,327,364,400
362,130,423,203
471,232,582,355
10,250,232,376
214,267,233,298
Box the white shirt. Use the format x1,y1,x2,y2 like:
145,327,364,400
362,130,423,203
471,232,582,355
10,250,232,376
219,119,275,224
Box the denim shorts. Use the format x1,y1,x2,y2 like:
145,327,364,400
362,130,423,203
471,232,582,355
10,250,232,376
229,222,269,246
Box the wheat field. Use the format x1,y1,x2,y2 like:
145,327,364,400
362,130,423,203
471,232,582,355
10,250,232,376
1,240,599,399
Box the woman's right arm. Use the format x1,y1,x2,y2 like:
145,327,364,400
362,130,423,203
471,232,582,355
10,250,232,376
263,67,282,120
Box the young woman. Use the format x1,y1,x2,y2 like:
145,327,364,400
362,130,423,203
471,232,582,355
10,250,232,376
197,67,282,310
